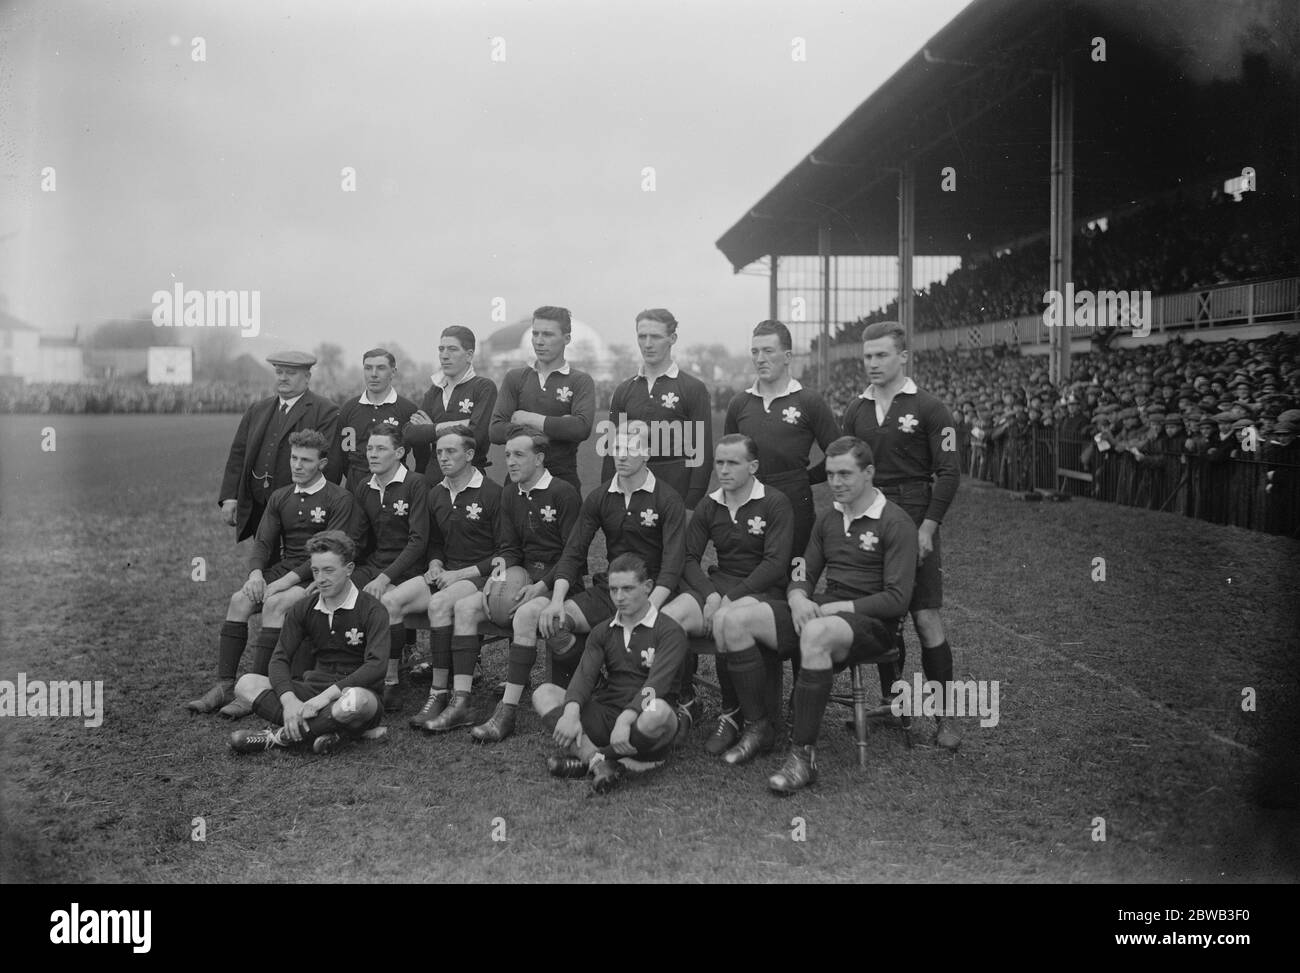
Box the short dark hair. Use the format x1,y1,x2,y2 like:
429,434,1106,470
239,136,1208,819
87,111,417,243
288,429,330,457
607,552,651,584
715,433,757,461
752,320,792,351
825,435,875,471
505,424,549,459
532,306,572,335
862,320,907,352
436,423,476,456
366,422,404,450
441,326,476,353
306,529,355,564
362,348,396,367
635,308,678,335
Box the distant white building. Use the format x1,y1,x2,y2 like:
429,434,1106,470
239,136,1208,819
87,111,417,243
0,311,85,382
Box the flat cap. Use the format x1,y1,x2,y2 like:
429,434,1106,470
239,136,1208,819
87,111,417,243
266,350,317,368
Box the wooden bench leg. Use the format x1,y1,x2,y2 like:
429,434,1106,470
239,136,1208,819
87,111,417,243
851,664,870,770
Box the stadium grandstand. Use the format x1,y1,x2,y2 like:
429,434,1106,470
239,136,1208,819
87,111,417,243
716,0,1299,535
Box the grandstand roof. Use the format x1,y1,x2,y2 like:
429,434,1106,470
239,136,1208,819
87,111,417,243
716,0,1299,271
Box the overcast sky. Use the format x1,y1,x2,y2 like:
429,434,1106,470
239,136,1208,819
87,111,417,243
0,0,970,361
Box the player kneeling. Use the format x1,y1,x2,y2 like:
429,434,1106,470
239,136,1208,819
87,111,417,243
228,531,389,756
532,554,686,794
717,437,916,791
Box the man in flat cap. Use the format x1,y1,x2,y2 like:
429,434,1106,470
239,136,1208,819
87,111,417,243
219,351,341,542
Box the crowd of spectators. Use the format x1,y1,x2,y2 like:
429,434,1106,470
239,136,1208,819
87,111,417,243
830,191,1296,340
821,331,1300,534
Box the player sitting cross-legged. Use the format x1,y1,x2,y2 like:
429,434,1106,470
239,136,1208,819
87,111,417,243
228,530,389,756
532,553,687,794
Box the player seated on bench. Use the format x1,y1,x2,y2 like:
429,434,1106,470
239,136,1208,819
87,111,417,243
187,429,355,719
533,553,687,794
228,530,389,756
380,425,502,733
660,434,793,756
454,425,581,742
717,436,916,791
351,423,430,712
526,426,685,708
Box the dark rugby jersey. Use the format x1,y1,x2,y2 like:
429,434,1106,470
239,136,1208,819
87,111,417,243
489,363,595,483
269,583,388,697
427,469,502,576
724,379,839,485
682,480,793,601
404,370,498,475
788,490,917,620
498,470,582,588
841,378,960,523
553,471,686,593
565,605,688,715
353,465,429,583
249,478,357,580
600,363,713,508
337,389,420,488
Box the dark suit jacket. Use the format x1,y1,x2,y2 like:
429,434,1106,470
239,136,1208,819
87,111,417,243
219,390,342,541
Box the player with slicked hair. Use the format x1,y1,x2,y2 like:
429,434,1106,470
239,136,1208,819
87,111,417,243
661,434,794,755
706,319,840,752
351,423,430,711
460,425,582,742
382,425,503,733
842,320,962,748
403,326,498,477
523,426,686,699
336,348,420,491
601,308,713,509
188,429,357,718
533,553,687,794
489,307,596,494
228,530,390,756
717,437,916,786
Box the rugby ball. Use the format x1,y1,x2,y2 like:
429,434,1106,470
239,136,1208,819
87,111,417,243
485,565,530,627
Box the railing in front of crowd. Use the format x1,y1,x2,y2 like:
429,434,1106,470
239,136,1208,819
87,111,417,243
955,424,1300,536
823,275,1298,360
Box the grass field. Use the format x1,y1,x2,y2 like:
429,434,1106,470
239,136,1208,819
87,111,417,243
1,412,1297,883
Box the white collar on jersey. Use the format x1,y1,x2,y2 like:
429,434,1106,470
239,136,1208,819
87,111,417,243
314,581,359,614
637,360,680,381
518,469,554,496
367,464,408,492
859,377,917,399
440,467,484,503
708,478,766,522
833,488,887,533
293,474,328,495
358,387,399,406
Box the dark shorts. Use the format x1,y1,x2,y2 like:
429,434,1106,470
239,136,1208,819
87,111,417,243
683,572,779,610
352,563,419,590
253,672,384,731
766,595,895,671
580,701,674,762
568,577,617,630
879,483,943,611
261,563,310,588
429,573,488,592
